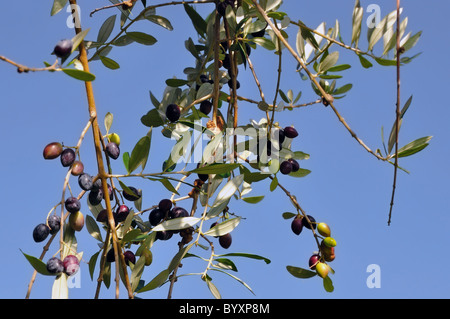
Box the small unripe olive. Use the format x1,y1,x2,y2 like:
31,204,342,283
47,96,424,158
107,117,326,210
317,222,331,237
315,262,329,278
323,236,337,247
108,133,121,146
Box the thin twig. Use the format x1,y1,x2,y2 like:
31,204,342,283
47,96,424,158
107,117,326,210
251,0,386,161
388,0,402,226
0,56,59,73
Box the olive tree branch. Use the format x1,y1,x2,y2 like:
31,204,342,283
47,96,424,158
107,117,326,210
91,0,215,61
0,56,59,73
269,20,283,133
388,0,402,226
68,0,134,299
251,0,386,162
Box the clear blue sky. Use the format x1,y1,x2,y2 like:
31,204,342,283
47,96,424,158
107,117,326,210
0,1,449,299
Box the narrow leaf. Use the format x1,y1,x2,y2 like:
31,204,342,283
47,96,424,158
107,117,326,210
183,4,207,37
319,51,339,73
86,215,103,242
100,56,120,70
51,0,68,16
145,15,174,31
191,163,240,175
104,112,113,133
286,265,317,279
204,217,241,237
357,54,373,69
128,135,151,174
138,269,170,293
206,278,221,299
126,32,157,45
242,196,264,204
323,276,334,292
152,217,201,232
97,15,116,44
212,174,245,207
218,253,271,264
397,136,432,158
52,273,69,299
62,69,96,81
21,250,52,276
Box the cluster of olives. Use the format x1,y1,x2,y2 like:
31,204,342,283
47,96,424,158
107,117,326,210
106,247,136,266
32,215,61,243
149,199,194,243
291,215,337,278
276,126,300,175
43,142,85,176
46,254,80,276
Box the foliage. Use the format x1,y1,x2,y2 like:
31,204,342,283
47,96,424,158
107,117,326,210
10,0,429,299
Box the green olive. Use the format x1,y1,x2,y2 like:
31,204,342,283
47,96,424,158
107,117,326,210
315,262,329,278
317,222,331,237
323,236,337,247
109,133,121,146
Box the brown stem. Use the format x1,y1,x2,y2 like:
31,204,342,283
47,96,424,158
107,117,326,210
167,192,199,299
68,0,134,299
0,56,59,73
388,0,402,226
212,9,221,126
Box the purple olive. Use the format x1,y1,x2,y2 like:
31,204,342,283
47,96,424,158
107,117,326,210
284,126,299,139
46,257,64,275
63,255,80,276
158,199,173,213
60,148,76,167
291,216,303,235
280,160,293,175
33,223,50,242
169,206,189,219
53,39,73,59
65,197,81,214
106,142,120,160
47,215,61,235
288,158,300,172
166,104,181,122
219,233,232,249
124,251,136,266
149,208,164,226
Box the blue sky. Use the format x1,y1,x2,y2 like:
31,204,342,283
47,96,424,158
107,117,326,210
0,1,449,299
